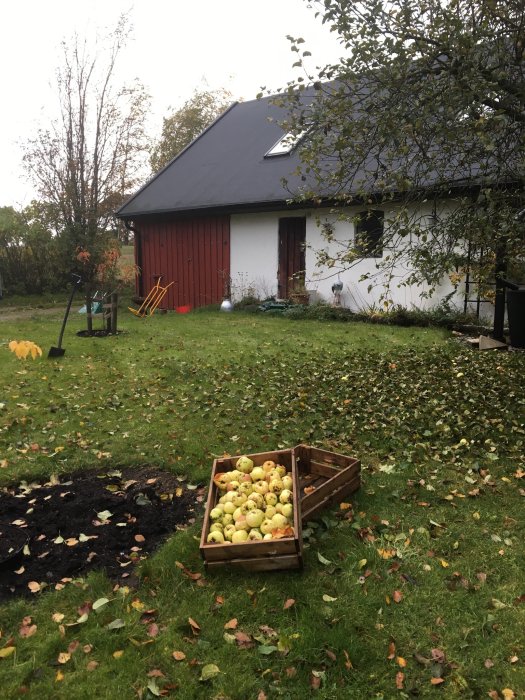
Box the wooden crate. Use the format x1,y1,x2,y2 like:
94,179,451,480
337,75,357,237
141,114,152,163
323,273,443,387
294,445,361,522
199,449,303,572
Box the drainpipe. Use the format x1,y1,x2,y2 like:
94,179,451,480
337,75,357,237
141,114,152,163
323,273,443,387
124,221,143,298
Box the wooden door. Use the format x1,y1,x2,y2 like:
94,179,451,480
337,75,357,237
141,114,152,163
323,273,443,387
278,217,306,299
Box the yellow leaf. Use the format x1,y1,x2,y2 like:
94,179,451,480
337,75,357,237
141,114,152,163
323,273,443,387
440,559,449,568
172,651,186,661
0,646,15,658
55,670,64,682
397,656,407,667
339,502,351,510
377,547,396,559
27,581,41,593
113,650,124,659
502,689,515,699
57,652,71,664
175,487,183,497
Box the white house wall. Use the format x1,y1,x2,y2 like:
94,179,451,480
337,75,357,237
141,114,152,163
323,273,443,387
231,207,488,317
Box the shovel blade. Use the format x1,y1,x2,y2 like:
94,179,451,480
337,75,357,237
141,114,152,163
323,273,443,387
48,346,66,358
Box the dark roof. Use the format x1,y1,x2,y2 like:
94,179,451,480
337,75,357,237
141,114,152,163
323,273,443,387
117,91,317,219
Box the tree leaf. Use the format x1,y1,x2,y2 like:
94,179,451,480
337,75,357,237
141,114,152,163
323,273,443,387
199,663,221,681
106,618,125,630
317,551,332,565
92,597,110,611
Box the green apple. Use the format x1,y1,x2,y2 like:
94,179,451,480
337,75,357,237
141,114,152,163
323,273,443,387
226,480,240,492
241,499,257,514
275,464,287,478
274,503,284,514
264,492,278,507
262,460,276,472
281,503,293,519
271,513,288,529
232,507,244,522
279,489,293,504
223,501,236,515
231,530,249,543
282,475,293,490
234,514,250,531
210,522,224,533
263,533,273,540
222,491,236,503
250,466,266,482
260,518,274,535
248,492,264,509
247,529,263,541
213,472,231,491
223,524,237,541
236,455,254,473
232,493,247,507
246,508,265,528
238,482,253,496
264,505,276,519
210,507,223,521
252,480,269,495
207,530,225,544
221,513,234,527
269,479,284,494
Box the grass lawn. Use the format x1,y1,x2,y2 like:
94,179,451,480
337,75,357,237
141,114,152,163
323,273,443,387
0,306,524,699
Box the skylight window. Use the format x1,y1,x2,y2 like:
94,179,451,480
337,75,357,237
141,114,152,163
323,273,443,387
265,129,307,157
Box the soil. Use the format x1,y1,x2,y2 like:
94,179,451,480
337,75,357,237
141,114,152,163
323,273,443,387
0,466,206,601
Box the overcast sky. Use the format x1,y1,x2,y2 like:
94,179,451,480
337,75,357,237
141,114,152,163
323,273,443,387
0,0,343,208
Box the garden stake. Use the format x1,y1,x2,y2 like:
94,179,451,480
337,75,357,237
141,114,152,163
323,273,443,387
48,274,82,358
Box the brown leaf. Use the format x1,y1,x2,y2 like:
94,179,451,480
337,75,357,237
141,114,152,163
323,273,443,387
215,595,225,606
395,671,405,689
172,651,186,661
27,581,41,593
19,618,37,638
430,677,445,685
387,641,396,659
134,534,145,543
431,648,446,664
224,618,238,630
283,598,295,610
397,656,407,667
52,612,65,623
310,672,322,690
86,660,99,671
234,631,254,648
343,650,353,669
487,691,500,700
188,617,200,635
67,640,80,654
393,590,403,603
484,658,495,669
147,623,159,638
147,669,165,678
57,652,71,664
325,649,337,662
285,667,297,678
257,691,268,700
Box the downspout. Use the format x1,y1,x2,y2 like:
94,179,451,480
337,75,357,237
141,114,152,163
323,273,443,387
124,220,144,298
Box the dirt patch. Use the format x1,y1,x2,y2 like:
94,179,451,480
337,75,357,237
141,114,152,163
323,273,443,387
0,306,64,321
0,467,205,600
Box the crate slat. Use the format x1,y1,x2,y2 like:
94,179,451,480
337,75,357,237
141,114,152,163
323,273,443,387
205,553,303,572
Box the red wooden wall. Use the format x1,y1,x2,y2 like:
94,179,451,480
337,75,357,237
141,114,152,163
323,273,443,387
135,216,230,309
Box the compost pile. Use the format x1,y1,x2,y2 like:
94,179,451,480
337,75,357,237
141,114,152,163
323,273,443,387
0,466,205,600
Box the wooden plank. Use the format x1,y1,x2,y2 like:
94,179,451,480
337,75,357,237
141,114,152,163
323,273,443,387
205,553,302,572
309,462,340,479
301,476,360,522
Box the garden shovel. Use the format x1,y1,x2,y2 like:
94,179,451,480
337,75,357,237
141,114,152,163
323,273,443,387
48,274,82,358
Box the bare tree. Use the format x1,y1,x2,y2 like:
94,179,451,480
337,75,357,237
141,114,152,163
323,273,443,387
24,15,150,286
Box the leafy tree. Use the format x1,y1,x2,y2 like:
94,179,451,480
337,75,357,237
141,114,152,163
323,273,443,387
279,0,524,337
23,15,150,293
150,87,233,172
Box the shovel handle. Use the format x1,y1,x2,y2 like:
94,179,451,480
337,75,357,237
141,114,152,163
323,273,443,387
56,274,82,349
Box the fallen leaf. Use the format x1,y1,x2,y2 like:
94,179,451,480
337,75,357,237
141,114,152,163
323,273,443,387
19,620,37,638
235,631,254,648
430,677,445,685
393,590,403,603
92,597,109,612
502,690,516,700
55,670,64,682
134,534,145,543
343,650,353,669
396,671,405,689
397,656,407,667
188,617,200,634
387,641,396,659
0,647,15,658
86,660,99,671
57,652,71,664
27,581,41,593
484,658,495,669
283,598,295,609
224,618,238,629
147,669,164,678
52,612,65,623
199,663,221,681
172,651,186,661
147,623,159,638
113,650,124,659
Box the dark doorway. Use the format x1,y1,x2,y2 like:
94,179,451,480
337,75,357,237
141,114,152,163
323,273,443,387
278,217,306,298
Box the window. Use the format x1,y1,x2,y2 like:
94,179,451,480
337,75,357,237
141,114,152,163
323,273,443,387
264,128,308,157
354,210,384,258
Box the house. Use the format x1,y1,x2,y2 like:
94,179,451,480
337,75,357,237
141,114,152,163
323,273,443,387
116,88,481,315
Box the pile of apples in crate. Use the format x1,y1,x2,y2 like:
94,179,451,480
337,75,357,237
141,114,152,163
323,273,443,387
206,455,294,544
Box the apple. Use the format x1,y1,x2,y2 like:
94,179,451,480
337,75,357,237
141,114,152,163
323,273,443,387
226,480,240,492
241,499,257,514
223,501,236,515
263,533,273,540
282,475,293,490
262,460,276,472
238,482,253,496
232,493,247,507
210,507,224,521
248,492,264,509
231,530,249,543
264,505,277,519
235,514,250,531
275,464,287,478
274,503,284,514
223,524,237,541
271,513,288,529
222,491,236,503
279,489,293,504
260,518,274,535
281,503,293,519
213,472,231,490
267,469,281,482
252,480,269,495
268,479,284,494
236,455,254,473
246,508,265,528
247,529,263,541
210,522,224,533
207,530,225,544
221,513,234,527
250,466,266,482
265,492,278,507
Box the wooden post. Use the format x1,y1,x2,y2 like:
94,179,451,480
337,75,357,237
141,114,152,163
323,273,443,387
85,294,93,334
492,245,507,342
111,293,118,334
